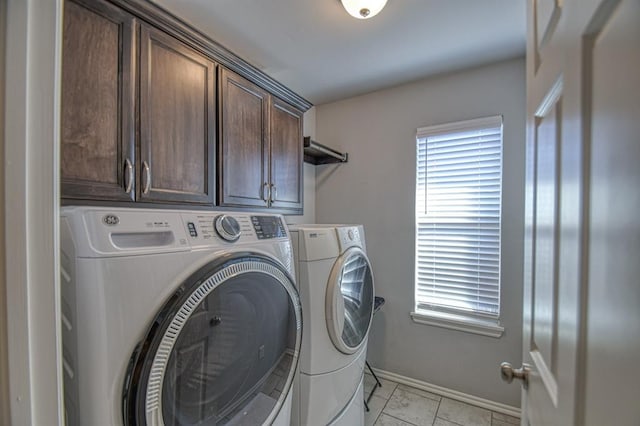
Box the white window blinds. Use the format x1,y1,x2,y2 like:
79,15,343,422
415,116,503,320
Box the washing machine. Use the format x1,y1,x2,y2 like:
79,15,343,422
288,225,375,426
60,206,302,426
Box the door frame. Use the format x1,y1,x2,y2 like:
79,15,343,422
3,0,63,423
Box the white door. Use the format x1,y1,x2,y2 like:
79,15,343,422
513,0,640,424
122,255,302,426
326,247,375,355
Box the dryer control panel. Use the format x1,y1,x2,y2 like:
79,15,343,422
336,225,365,252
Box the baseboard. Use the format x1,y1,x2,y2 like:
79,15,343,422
370,368,521,419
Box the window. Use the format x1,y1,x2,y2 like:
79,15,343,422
411,116,504,337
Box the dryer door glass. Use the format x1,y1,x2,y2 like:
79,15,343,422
326,247,374,354
123,255,302,426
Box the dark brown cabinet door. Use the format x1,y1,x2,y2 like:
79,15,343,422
61,0,136,202
139,25,216,205
218,68,270,208
269,99,303,213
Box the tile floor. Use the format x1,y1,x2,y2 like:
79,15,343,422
364,373,519,426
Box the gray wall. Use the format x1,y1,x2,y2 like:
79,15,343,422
0,0,9,421
286,107,316,225
314,58,526,407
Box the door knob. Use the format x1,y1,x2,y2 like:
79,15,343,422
500,362,530,389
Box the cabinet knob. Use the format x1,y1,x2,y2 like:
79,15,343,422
271,184,277,202
142,161,151,194
123,158,133,194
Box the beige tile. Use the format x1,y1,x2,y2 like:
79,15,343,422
365,394,388,426
365,373,400,400
492,412,519,425
492,420,517,426
375,413,417,426
397,384,442,402
436,398,491,426
434,418,463,426
382,387,439,426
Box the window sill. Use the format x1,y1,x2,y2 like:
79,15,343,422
410,310,504,338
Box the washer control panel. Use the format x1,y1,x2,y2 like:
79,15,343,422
62,207,291,254
251,215,287,239
181,213,287,246
182,214,251,243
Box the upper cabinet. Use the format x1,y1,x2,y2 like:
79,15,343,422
218,68,303,213
62,0,216,206
61,0,310,213
218,68,270,208
269,98,303,211
138,25,216,205
61,0,136,201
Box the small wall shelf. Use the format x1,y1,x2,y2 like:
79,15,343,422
303,137,348,165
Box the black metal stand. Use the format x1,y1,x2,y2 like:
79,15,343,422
365,361,382,410
364,297,385,412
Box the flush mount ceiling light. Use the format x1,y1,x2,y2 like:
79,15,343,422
340,0,388,19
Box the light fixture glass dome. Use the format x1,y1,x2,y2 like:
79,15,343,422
340,0,388,19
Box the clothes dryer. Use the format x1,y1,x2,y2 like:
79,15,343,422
289,225,375,426
60,207,302,426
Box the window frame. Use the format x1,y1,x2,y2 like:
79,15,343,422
411,116,505,338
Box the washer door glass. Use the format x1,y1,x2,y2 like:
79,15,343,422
123,254,302,426
326,247,375,354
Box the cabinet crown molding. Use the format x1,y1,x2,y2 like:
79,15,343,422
111,0,313,112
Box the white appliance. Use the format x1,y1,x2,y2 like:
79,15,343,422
288,225,375,426
60,207,302,426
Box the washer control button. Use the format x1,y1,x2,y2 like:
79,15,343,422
214,215,241,242
187,222,198,237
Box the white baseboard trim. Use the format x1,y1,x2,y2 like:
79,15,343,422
370,368,521,419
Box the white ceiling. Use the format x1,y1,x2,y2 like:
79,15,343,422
153,0,526,105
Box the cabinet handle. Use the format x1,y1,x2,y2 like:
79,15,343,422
271,184,277,202
261,182,270,204
123,158,133,194
142,161,151,194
